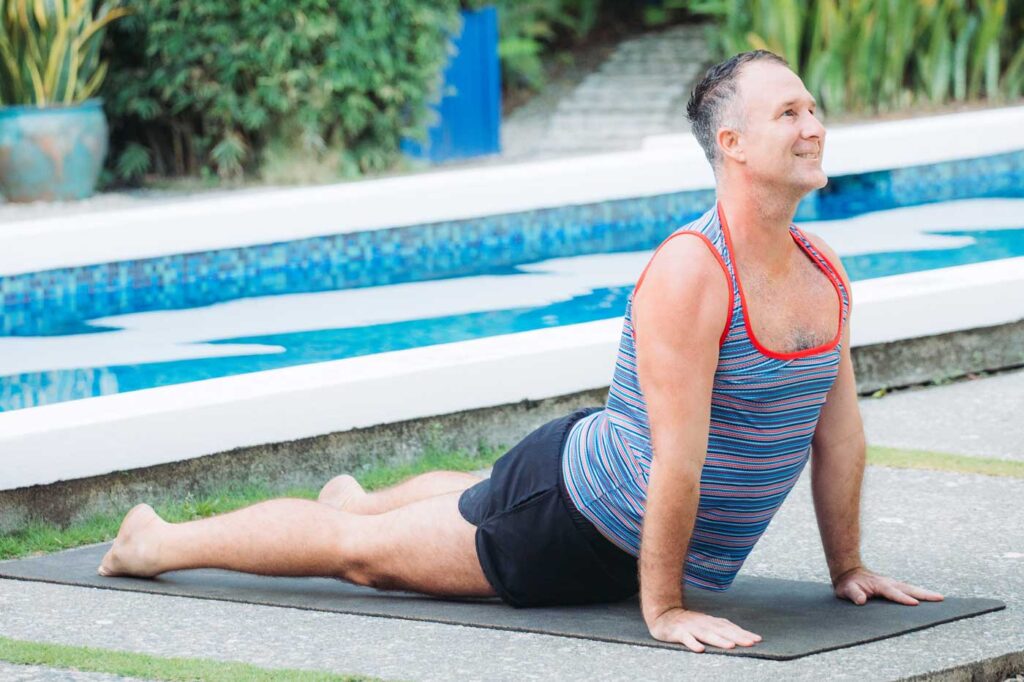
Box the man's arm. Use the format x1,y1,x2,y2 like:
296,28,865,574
807,244,866,584
804,232,944,605
633,235,760,653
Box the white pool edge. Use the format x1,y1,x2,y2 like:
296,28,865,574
1,105,1023,276
3,256,1023,491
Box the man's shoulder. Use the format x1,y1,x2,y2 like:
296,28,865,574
635,229,731,321
649,224,727,284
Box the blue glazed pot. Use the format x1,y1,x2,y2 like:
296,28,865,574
0,98,108,203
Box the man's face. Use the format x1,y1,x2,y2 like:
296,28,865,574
726,61,827,193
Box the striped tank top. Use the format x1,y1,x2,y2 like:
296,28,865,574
561,203,851,591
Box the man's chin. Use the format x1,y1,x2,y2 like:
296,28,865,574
799,170,829,193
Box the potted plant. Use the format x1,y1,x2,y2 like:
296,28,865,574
0,0,130,202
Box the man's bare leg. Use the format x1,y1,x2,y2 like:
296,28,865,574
318,471,483,514
97,492,495,598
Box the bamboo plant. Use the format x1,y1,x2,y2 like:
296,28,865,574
0,0,131,107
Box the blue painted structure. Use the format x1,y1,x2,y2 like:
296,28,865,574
402,6,501,163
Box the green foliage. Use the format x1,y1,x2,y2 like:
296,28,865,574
0,0,130,106
685,0,1024,114
463,0,629,92
100,1,460,182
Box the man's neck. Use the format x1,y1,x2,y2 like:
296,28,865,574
716,180,804,276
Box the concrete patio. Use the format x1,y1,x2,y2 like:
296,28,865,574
0,369,1021,681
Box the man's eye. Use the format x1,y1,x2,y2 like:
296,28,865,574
783,110,796,117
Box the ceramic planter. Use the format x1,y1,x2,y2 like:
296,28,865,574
0,98,108,203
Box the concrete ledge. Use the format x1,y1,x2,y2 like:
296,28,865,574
852,319,1024,394
901,650,1024,681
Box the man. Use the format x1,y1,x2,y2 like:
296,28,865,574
99,51,942,653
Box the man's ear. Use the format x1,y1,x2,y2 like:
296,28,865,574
717,127,744,164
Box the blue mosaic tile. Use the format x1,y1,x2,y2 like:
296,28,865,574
0,151,1021,337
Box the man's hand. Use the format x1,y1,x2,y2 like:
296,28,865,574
833,567,944,606
647,607,762,653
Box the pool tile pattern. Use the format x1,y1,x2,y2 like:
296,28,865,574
2,150,1022,337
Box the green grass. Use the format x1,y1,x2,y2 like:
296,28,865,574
0,443,505,562
0,635,382,681
866,445,1024,478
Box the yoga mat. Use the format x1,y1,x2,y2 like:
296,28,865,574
0,543,1004,660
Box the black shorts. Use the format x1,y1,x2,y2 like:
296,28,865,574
458,406,639,608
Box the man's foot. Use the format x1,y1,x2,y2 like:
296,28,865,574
97,503,167,578
317,475,366,512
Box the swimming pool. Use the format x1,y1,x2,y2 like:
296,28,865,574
2,191,1022,413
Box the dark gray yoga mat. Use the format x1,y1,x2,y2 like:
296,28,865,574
0,543,1004,660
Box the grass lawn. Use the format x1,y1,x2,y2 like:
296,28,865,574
0,635,382,681
867,445,1024,478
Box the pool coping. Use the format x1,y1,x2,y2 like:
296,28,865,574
1,256,1022,493
1,105,1022,277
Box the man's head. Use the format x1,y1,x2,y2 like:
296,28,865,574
686,51,827,193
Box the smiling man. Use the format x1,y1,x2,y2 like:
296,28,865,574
606,49,945,652
99,50,942,653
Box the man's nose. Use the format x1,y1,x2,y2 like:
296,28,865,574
802,113,826,141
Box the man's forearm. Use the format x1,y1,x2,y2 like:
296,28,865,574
810,434,867,582
639,462,701,623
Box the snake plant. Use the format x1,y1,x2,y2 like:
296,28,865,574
0,0,130,107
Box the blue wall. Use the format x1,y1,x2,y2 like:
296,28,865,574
402,7,502,163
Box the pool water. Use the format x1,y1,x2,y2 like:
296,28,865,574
1,197,1022,412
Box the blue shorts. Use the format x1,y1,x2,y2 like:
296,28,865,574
458,406,639,608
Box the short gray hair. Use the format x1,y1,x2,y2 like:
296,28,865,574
686,50,790,171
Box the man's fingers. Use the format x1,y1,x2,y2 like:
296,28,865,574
719,623,761,646
841,583,868,605
882,584,919,606
653,613,761,652
902,583,944,601
679,632,705,653
696,630,736,649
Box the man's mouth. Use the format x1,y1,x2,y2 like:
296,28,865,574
795,152,819,159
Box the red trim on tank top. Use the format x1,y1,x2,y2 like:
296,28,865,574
631,229,735,349
717,203,844,361
792,226,853,308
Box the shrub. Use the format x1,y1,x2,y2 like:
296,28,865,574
100,1,460,183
